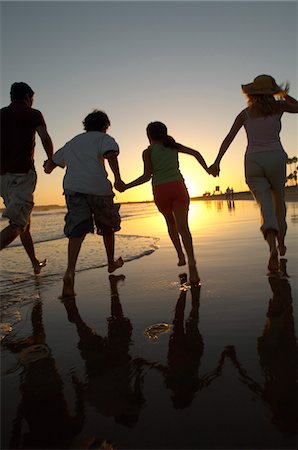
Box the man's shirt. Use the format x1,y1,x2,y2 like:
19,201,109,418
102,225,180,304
1,101,45,174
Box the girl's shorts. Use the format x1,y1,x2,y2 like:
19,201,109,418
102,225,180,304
153,180,190,214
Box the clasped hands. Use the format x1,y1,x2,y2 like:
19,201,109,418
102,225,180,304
114,180,127,192
208,162,220,177
43,159,56,174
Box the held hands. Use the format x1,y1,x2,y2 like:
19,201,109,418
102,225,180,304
114,179,126,192
208,162,220,177
43,159,56,174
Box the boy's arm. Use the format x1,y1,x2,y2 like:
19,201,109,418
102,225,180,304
104,151,126,192
176,144,209,173
124,149,152,190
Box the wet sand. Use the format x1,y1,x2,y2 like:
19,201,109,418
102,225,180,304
1,200,297,450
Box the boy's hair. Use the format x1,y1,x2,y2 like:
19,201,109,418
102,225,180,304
10,82,34,101
146,121,178,148
83,110,111,132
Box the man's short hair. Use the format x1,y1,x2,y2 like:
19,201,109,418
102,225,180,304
83,110,110,132
10,82,34,101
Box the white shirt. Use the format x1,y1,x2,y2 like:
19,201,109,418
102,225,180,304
53,131,119,196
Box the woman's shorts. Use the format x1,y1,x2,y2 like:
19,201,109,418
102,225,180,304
153,180,190,214
0,169,37,229
64,192,121,237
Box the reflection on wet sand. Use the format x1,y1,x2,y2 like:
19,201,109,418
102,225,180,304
4,290,85,449
2,261,297,449
63,275,146,430
258,260,297,433
159,274,204,408
203,260,297,436
156,267,297,434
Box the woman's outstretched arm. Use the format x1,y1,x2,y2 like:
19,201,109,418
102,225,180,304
209,110,245,176
124,148,153,190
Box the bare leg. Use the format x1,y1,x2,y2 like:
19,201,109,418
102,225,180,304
0,223,21,250
103,232,124,273
163,212,186,266
173,208,200,283
20,223,46,274
266,229,279,274
272,188,287,256
62,236,85,297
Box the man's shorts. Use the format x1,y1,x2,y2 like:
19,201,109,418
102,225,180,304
0,169,37,229
153,180,190,214
64,192,121,237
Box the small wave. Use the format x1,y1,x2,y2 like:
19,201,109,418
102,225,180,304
32,210,66,218
0,234,160,325
5,233,66,248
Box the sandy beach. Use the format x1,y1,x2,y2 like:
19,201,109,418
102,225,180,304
1,198,297,450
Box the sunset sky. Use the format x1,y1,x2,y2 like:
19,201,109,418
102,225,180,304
1,0,297,206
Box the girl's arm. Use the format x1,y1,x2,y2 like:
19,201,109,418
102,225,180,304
124,148,153,190
176,144,209,173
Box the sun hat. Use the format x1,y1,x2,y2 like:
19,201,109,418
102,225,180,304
242,75,283,95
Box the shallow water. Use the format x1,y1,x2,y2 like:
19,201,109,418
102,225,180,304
0,203,160,334
1,200,297,449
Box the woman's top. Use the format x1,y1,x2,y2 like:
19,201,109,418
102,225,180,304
243,109,284,154
150,143,184,186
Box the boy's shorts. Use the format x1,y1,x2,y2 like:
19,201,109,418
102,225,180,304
153,180,190,214
64,191,121,237
0,169,37,229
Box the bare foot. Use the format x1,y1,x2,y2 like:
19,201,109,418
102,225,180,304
108,257,124,273
268,249,279,274
189,264,200,284
277,244,287,256
177,255,186,266
33,259,47,275
279,258,290,278
62,272,75,298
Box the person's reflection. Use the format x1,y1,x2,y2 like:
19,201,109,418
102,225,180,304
227,199,235,210
215,261,297,435
162,274,204,408
63,275,145,428
257,259,297,433
4,297,85,449
216,201,223,212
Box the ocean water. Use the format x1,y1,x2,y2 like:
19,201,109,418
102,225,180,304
0,203,160,338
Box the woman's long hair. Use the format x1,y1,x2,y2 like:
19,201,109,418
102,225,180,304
146,122,179,149
244,94,282,116
244,79,288,117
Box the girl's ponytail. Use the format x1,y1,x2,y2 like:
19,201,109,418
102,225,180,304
147,122,178,149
